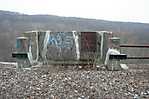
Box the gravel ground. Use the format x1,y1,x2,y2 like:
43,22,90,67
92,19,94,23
0,64,149,99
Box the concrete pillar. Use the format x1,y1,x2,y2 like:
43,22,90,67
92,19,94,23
108,37,121,70
110,37,120,50
15,37,31,69
23,31,39,62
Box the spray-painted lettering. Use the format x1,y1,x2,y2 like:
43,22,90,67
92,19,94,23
48,32,74,49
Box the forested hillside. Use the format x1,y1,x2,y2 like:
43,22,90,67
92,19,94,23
0,10,149,61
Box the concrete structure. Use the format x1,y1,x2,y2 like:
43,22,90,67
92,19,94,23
12,30,127,70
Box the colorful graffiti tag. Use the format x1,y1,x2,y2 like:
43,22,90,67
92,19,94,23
48,32,74,49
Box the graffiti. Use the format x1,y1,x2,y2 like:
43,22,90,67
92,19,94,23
48,32,74,49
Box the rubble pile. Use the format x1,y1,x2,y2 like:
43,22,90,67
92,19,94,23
0,65,149,99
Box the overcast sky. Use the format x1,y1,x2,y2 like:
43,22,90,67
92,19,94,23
0,0,148,23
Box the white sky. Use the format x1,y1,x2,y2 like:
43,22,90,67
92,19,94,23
0,0,149,23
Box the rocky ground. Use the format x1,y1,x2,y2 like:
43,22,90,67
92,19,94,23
0,64,149,99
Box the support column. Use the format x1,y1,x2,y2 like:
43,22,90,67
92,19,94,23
107,37,121,70
15,37,31,69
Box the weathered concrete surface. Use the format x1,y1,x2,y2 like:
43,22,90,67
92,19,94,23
47,32,77,60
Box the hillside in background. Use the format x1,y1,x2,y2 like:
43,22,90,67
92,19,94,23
0,10,149,61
